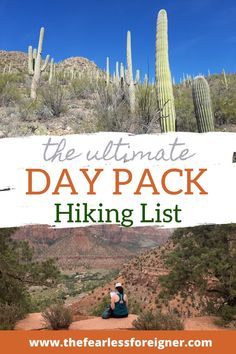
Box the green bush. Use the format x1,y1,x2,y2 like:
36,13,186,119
42,304,73,330
135,84,160,133
94,83,132,132
17,99,44,121
69,76,97,99
174,86,197,132
0,228,60,329
133,310,184,330
91,295,110,316
128,298,142,315
30,290,67,313
0,303,26,330
219,305,236,323
40,82,68,117
0,73,21,106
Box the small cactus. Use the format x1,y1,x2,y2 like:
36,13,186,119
155,9,176,132
106,57,110,86
116,61,120,80
144,74,149,85
192,76,215,132
49,58,54,84
120,62,125,87
135,70,140,83
222,69,229,89
120,63,125,80
28,27,50,99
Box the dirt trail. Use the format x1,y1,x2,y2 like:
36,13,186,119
184,316,225,330
15,313,138,330
70,315,138,330
15,313,225,331
15,313,45,330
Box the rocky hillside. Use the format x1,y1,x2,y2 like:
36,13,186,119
57,56,102,76
0,51,27,73
71,240,222,318
0,51,102,75
12,225,171,270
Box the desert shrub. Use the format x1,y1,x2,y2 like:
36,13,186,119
30,290,68,312
218,305,236,323
94,83,132,132
40,82,68,117
0,303,26,330
69,76,97,99
0,228,60,329
17,99,45,121
133,310,184,330
42,304,73,330
174,86,197,132
91,295,110,316
135,84,161,133
128,298,142,315
0,73,21,106
209,73,236,126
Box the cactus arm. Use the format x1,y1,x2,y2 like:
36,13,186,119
120,63,124,80
135,69,140,83
28,46,34,75
106,57,110,86
41,54,50,72
222,69,228,89
144,74,148,85
116,61,120,80
34,27,44,75
49,58,54,84
33,49,37,59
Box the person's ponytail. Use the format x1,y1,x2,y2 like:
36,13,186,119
116,286,124,294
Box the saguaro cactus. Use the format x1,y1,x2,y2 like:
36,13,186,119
120,62,125,88
126,31,135,113
28,27,50,99
106,57,110,86
192,76,215,132
155,9,176,132
222,69,229,89
49,58,54,84
116,61,119,78
135,70,140,83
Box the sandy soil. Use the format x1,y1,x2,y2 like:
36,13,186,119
184,316,225,330
15,313,225,331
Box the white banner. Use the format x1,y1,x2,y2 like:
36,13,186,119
0,132,235,228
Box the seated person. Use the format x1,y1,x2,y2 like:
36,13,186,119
102,282,128,319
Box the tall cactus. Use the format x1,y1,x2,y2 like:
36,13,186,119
155,9,176,132
49,58,54,84
120,62,125,87
116,61,119,78
126,31,135,113
135,69,140,83
222,69,229,89
28,27,50,99
192,76,215,132
106,57,110,86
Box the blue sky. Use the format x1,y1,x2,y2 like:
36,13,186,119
0,0,236,81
